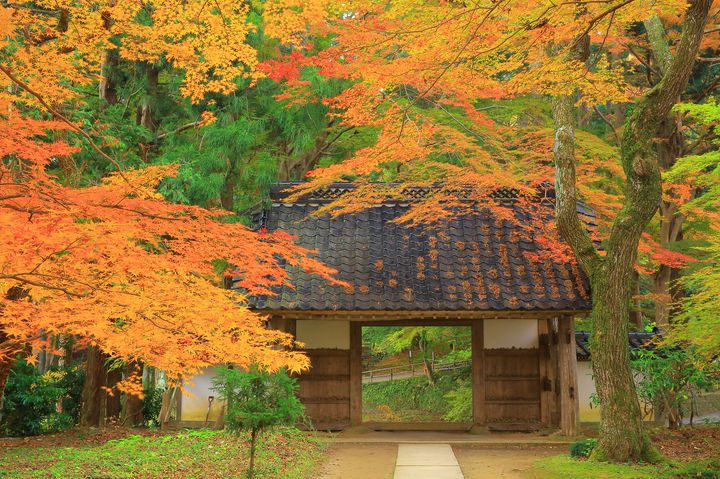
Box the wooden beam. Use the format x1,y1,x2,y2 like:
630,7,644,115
349,322,362,426
472,319,485,425
558,315,579,436
547,317,560,427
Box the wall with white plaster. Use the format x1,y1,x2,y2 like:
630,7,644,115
296,319,350,349
484,318,539,349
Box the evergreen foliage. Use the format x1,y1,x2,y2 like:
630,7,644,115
212,365,304,479
0,359,83,437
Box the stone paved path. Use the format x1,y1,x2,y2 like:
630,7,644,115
393,443,464,479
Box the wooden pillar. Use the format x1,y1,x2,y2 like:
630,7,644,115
547,317,560,427
558,315,579,436
538,318,552,427
472,319,485,425
349,322,362,426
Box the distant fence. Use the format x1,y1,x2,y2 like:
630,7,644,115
362,359,471,383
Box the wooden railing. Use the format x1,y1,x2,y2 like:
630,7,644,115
362,359,470,382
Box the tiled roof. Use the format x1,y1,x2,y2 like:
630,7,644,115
243,183,593,312
575,330,658,360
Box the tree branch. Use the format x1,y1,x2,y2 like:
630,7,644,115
0,63,130,183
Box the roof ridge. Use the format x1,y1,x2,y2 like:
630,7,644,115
270,182,556,204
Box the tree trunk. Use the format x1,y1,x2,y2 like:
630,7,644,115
139,64,160,132
122,361,144,427
552,0,711,462
0,287,28,406
158,386,179,427
220,157,242,211
99,49,119,105
80,346,107,427
106,365,123,422
589,264,657,461
248,428,258,479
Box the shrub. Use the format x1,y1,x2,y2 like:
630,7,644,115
0,359,83,436
212,365,304,479
569,438,598,458
141,386,166,427
631,348,718,427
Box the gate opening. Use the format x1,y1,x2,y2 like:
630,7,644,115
361,325,472,424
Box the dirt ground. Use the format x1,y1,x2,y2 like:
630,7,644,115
652,426,720,461
454,445,563,479
0,425,169,449
316,443,398,479
315,443,564,479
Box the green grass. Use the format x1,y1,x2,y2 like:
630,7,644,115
529,455,720,479
0,428,326,479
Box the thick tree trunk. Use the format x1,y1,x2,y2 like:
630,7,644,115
552,0,711,462
99,49,119,105
121,361,144,427
80,346,107,427
589,265,657,461
106,365,123,422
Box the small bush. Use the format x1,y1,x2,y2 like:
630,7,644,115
141,386,165,427
569,438,598,458
212,365,304,479
0,359,83,436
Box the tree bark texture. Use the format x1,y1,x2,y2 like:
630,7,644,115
121,361,144,427
80,346,107,427
645,17,688,327
552,0,711,462
106,365,123,422
138,64,160,132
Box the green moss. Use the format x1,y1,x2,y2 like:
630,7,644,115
530,456,657,479
529,456,720,479
0,428,325,479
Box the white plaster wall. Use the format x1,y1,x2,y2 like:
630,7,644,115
577,361,601,422
296,320,350,349
181,367,224,422
484,319,539,349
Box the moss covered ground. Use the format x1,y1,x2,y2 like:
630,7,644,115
0,428,325,479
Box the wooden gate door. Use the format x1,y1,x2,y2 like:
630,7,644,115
296,349,351,430
483,348,541,425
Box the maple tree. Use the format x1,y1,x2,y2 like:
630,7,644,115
663,99,720,362
259,0,717,463
0,1,343,411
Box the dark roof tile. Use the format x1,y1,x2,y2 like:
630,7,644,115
241,184,593,312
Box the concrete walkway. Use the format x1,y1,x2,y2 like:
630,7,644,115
394,444,464,479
